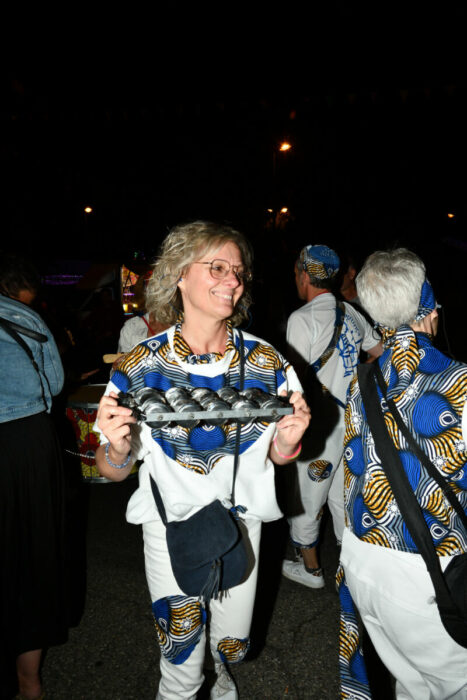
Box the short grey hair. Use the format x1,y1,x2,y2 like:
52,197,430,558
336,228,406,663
146,221,253,326
356,248,426,329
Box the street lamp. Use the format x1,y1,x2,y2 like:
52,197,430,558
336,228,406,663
83,206,93,233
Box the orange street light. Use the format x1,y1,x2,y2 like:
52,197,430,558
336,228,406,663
279,142,292,152
447,212,455,219
280,207,289,214
84,206,93,214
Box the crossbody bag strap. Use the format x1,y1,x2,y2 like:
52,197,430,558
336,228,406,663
0,316,48,342
308,301,346,409
357,363,457,618
149,476,168,526
0,316,49,411
373,361,467,532
310,300,345,375
230,328,245,506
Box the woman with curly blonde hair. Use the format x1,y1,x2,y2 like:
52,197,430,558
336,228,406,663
96,221,310,699
146,221,253,328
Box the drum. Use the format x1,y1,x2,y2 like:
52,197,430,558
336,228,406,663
66,384,139,483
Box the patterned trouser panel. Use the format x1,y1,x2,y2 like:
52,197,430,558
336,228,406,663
217,636,250,665
337,566,371,699
152,595,206,666
307,459,334,483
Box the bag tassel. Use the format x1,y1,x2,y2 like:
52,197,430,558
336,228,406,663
200,559,222,601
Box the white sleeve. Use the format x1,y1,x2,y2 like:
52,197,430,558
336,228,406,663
117,319,136,353
93,380,120,445
287,312,314,366
282,364,303,394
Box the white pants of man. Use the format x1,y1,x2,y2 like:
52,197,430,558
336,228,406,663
341,528,467,700
143,517,261,700
289,448,346,549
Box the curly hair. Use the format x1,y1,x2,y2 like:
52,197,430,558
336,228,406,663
146,221,253,326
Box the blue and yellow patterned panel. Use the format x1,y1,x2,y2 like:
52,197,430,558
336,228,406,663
344,327,467,555
217,637,250,665
152,595,206,665
111,329,292,475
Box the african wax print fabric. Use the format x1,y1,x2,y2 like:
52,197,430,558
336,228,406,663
415,279,437,322
97,324,301,525
344,326,467,554
339,326,467,698
299,244,340,280
172,320,236,365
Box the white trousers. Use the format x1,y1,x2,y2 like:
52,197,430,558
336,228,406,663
143,517,261,700
288,440,346,549
341,528,467,700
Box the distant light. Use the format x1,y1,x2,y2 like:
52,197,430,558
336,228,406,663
267,208,273,213
447,212,455,219
84,206,93,214
280,207,289,214
44,274,83,286
279,142,292,152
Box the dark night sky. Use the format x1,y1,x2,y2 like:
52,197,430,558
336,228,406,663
3,79,467,260
2,74,467,355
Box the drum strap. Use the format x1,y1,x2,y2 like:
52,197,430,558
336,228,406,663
141,314,155,335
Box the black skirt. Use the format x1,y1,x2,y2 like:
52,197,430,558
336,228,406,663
0,412,69,689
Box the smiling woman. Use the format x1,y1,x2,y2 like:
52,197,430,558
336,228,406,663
177,242,246,351
94,221,310,700
146,221,253,329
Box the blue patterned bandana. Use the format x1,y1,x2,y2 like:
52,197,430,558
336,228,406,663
299,244,340,280
378,279,438,343
415,279,437,322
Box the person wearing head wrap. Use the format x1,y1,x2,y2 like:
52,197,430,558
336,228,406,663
338,249,467,699
282,245,382,589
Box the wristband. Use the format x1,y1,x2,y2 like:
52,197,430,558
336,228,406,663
105,442,132,469
273,436,302,460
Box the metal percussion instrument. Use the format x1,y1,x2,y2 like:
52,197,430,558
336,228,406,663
117,386,293,428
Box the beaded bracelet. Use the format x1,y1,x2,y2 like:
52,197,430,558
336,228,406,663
273,435,302,460
105,442,132,469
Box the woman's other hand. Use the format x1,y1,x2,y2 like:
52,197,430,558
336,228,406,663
269,391,311,465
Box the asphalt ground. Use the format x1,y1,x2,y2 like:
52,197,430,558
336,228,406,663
39,475,358,700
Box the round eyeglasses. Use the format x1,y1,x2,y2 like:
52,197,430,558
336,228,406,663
193,259,252,283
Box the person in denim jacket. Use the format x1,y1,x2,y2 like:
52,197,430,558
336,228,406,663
0,253,68,700
0,279,64,423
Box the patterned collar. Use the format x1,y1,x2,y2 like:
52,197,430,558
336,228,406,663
381,325,439,401
173,320,236,365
